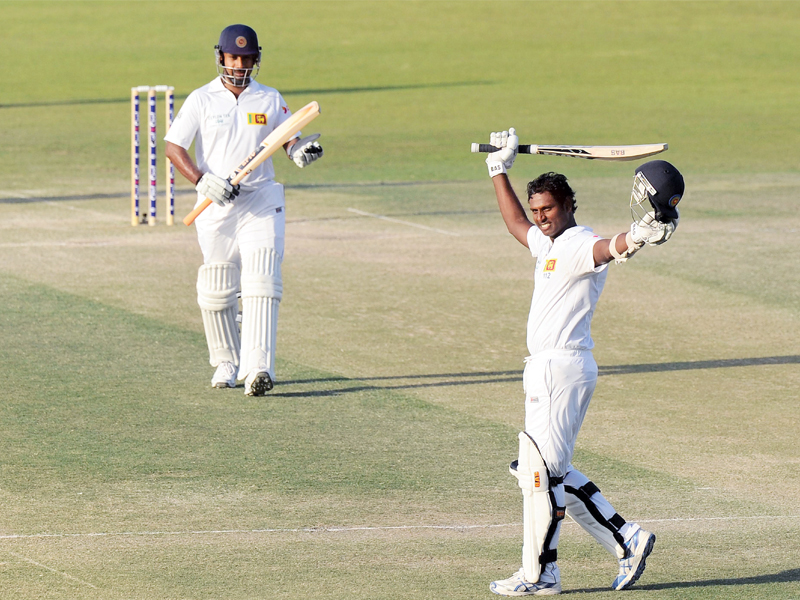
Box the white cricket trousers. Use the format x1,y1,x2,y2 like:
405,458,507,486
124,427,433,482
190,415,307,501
523,349,598,477
194,183,286,265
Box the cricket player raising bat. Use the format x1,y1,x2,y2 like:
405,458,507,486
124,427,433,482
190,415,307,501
484,129,683,596
165,24,323,395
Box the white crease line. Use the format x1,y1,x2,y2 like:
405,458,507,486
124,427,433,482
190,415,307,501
1,515,798,541
8,551,97,589
0,241,115,248
41,201,122,220
347,207,460,236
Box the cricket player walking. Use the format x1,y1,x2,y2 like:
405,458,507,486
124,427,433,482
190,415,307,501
165,24,323,395
484,129,684,595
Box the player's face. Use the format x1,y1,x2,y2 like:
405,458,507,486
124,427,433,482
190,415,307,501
222,53,257,87
529,191,574,239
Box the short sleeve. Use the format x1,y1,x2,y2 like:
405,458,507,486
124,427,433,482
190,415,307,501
164,91,200,148
575,235,608,276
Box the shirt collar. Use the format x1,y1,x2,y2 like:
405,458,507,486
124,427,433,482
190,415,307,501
553,225,592,243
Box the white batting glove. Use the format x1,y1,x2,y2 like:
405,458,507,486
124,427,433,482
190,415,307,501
196,173,239,207
486,128,519,177
630,212,669,247
289,134,324,168
656,213,679,245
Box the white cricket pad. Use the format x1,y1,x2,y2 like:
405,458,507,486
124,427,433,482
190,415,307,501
510,431,565,583
238,247,282,381
563,468,631,559
197,262,241,367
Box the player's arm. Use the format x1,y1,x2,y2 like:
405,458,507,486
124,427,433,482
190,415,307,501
486,129,531,247
276,96,323,168
165,141,239,206
166,142,204,185
492,174,533,248
592,218,675,267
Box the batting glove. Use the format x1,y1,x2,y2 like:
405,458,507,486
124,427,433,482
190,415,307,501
196,173,239,207
655,212,679,245
486,128,518,177
290,134,324,168
630,212,669,247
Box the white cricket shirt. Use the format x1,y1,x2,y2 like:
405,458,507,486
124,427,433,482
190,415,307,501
164,77,294,206
525,225,608,355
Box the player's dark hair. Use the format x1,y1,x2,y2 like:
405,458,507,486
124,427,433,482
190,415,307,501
527,172,577,213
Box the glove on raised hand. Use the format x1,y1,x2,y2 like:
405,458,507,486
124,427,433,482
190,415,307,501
486,128,518,177
290,134,324,168
196,173,239,207
630,212,670,247
655,212,679,245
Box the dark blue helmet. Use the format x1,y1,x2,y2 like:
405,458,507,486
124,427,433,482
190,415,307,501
215,25,261,86
632,160,684,222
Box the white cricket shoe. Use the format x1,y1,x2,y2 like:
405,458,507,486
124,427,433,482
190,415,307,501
612,529,656,590
211,362,238,388
244,370,274,396
490,569,561,596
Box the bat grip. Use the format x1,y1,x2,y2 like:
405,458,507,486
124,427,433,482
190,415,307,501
472,144,532,153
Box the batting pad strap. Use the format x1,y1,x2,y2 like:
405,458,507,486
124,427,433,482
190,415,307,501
539,549,557,565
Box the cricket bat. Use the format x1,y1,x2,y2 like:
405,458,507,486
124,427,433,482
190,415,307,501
470,142,668,161
183,100,321,226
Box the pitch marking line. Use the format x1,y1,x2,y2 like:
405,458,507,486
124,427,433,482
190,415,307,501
1,515,798,542
8,551,97,589
347,207,460,236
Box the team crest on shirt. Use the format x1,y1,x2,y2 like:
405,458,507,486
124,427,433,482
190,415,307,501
247,113,268,125
544,259,557,272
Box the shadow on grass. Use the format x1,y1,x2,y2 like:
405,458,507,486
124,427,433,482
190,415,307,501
0,81,494,109
273,355,800,397
565,567,800,594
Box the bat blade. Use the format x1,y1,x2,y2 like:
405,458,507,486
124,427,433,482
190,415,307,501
183,101,321,226
470,142,668,161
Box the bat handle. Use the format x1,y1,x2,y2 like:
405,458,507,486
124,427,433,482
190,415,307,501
471,143,533,154
183,198,213,226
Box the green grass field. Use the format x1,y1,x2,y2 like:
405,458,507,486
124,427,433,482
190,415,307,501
1,1,799,598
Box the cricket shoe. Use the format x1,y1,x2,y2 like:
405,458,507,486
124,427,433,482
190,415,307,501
612,529,656,590
490,569,561,596
211,362,238,388
244,370,274,396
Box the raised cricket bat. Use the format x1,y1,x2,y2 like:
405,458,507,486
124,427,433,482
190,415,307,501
470,142,667,161
183,100,321,226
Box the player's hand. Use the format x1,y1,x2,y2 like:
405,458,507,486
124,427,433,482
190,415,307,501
486,128,518,177
196,173,239,207
289,134,324,168
630,212,669,246
655,212,679,245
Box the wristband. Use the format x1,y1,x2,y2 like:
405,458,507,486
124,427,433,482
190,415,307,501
487,161,507,177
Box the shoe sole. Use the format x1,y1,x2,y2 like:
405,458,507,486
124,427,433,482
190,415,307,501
212,382,235,388
245,373,274,396
615,534,655,591
490,582,561,596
